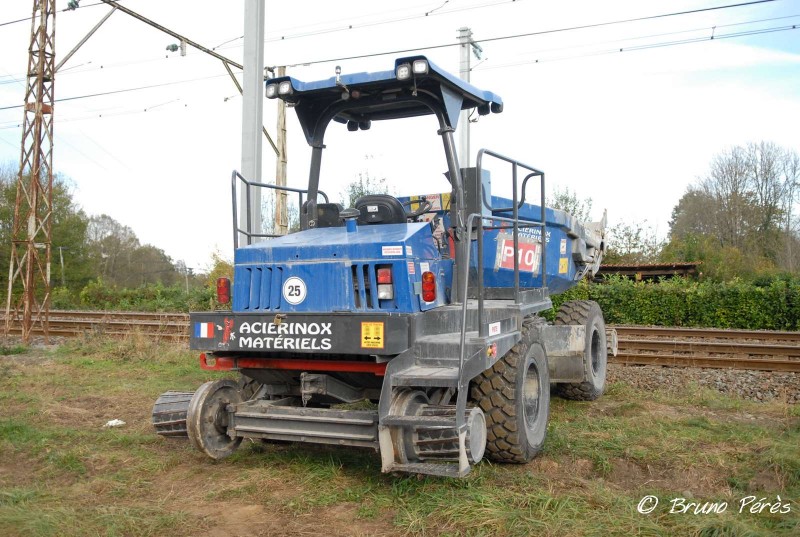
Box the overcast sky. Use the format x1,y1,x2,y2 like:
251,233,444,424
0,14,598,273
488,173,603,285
1,0,798,270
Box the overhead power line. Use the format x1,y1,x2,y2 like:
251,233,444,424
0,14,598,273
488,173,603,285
0,21,795,117
474,23,800,70
0,0,112,28
0,72,233,111
211,0,521,50
0,0,780,80
282,0,779,67
0,0,788,115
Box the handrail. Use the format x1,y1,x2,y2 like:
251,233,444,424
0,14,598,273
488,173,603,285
457,149,548,386
475,149,547,291
231,170,329,248
481,171,540,213
457,213,547,378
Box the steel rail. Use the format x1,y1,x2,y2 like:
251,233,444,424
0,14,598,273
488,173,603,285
613,325,800,342
612,353,800,373
617,338,800,357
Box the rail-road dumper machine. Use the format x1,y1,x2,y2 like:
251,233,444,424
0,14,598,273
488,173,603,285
153,56,609,477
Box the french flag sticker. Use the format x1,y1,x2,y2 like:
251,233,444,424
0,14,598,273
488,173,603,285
194,322,214,338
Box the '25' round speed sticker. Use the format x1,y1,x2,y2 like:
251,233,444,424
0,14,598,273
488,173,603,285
282,276,307,305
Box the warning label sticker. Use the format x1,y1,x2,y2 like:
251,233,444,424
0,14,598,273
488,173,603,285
361,322,385,349
559,258,569,274
382,245,403,256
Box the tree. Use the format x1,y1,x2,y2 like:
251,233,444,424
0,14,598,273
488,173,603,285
341,171,389,208
779,149,800,271
700,145,758,250
205,249,233,284
668,188,718,239
87,214,140,283
86,214,180,287
550,186,593,222
667,142,800,278
603,220,664,264
0,164,93,294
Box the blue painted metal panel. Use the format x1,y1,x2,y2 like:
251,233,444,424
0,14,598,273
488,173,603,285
232,223,446,314
274,56,502,112
396,193,589,295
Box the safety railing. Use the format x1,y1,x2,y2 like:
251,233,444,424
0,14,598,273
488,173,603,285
458,150,547,381
231,170,329,248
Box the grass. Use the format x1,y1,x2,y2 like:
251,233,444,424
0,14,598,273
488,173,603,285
0,335,797,536
0,344,27,356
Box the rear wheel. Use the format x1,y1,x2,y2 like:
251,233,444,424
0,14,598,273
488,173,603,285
553,300,607,401
470,318,550,463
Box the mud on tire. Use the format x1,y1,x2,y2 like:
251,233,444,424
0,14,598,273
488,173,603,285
470,317,550,463
553,300,607,401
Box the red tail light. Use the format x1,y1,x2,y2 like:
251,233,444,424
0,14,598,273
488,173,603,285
216,277,231,304
376,267,393,284
421,271,436,302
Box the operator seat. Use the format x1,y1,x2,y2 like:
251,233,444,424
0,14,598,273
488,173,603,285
354,194,407,225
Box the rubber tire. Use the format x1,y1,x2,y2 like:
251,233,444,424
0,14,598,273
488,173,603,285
470,317,550,463
553,300,607,401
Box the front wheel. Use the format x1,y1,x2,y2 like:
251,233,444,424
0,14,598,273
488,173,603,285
470,318,550,463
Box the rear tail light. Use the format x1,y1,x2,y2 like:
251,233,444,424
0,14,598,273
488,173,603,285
216,277,231,304
377,266,394,299
376,267,393,284
421,271,436,302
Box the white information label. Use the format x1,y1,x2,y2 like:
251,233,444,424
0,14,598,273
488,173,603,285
406,245,413,256
489,322,501,336
382,245,403,256
560,238,567,255
282,276,307,305
367,205,379,213
420,262,430,273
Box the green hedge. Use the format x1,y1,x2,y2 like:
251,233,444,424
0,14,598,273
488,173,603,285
60,276,800,330
75,280,216,312
547,276,800,330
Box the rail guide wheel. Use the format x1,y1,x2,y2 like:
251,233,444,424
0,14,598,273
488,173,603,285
187,379,242,459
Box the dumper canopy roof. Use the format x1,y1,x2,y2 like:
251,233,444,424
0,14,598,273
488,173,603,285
266,56,504,145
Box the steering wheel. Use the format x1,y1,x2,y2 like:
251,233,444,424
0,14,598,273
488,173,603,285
401,199,433,220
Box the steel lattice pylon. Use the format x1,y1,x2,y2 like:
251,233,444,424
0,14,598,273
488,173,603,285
4,0,56,343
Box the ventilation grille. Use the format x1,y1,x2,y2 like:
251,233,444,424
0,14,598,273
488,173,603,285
351,263,377,310
241,266,276,310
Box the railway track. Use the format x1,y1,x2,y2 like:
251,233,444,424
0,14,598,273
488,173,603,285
613,325,800,372
2,311,798,372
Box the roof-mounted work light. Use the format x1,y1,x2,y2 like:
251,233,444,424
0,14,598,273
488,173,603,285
278,81,293,96
396,63,411,80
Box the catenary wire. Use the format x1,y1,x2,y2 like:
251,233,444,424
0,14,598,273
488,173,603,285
0,1,117,28
0,2,790,114
280,0,778,67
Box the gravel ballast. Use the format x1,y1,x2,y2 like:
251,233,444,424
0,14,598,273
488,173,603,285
607,363,800,404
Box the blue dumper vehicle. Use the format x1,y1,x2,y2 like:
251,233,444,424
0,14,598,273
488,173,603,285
153,56,609,477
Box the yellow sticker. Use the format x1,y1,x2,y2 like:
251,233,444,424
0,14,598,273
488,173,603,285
361,322,385,349
558,258,569,274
